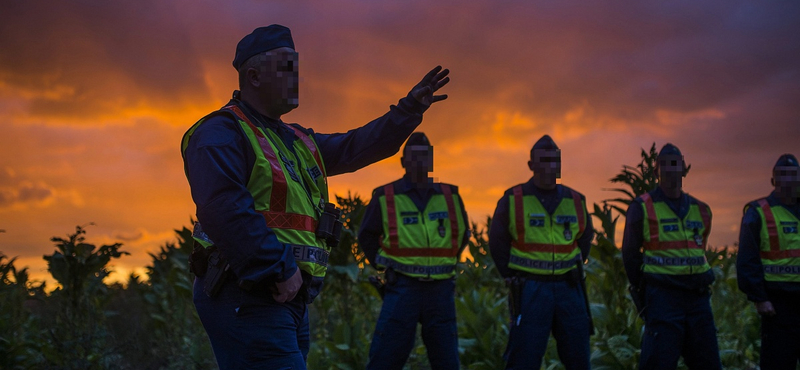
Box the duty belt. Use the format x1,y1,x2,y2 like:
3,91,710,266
764,265,800,275
643,256,707,266
509,254,581,272
375,255,455,277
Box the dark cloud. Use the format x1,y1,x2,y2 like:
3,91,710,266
0,181,54,208
0,0,212,121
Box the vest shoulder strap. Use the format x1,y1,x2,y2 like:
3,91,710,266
222,105,289,213
568,189,586,235
384,184,399,250
440,184,460,253
639,193,659,243
512,185,525,244
286,124,326,178
756,198,781,253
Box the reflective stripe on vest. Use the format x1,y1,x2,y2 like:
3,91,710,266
375,255,456,277
639,193,711,275
377,183,466,279
508,185,585,275
182,105,330,278
754,199,800,282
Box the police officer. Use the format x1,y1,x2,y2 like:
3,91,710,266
737,154,800,369
359,132,469,370
489,135,594,370
622,143,721,370
181,25,450,369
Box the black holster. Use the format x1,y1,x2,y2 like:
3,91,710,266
575,259,595,336
203,249,230,298
508,276,524,326
188,242,212,277
629,282,647,319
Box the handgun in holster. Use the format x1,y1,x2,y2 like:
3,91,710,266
629,281,647,319
203,249,230,298
575,258,595,335
189,242,211,277
507,276,523,327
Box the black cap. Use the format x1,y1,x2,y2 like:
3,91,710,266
404,132,430,149
774,154,799,169
658,143,683,158
233,25,295,70
530,135,559,157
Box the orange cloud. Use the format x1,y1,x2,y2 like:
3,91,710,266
1,0,799,284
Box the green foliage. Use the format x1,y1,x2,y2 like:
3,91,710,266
456,218,508,370
606,143,659,214
0,254,45,369
0,144,764,369
39,225,129,369
134,226,215,369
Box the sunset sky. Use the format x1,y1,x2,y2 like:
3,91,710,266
1,1,799,286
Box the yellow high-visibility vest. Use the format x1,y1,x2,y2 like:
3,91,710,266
182,104,330,278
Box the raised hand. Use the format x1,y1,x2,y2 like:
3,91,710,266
410,66,450,106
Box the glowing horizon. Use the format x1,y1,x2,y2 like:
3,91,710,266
1,0,799,287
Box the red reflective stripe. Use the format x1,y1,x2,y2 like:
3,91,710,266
513,186,525,248
570,190,585,235
515,242,577,254
698,200,711,245
384,184,399,251
641,193,659,243
224,105,288,213
761,249,800,260
260,211,317,232
757,199,781,253
643,240,703,251
441,184,460,253
287,125,326,178
382,247,456,257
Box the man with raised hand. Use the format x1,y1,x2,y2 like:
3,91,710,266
181,25,450,369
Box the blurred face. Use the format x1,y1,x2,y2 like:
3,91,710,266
402,145,433,181
254,47,299,114
658,154,684,190
773,166,800,199
529,148,561,185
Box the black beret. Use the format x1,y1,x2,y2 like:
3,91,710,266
405,132,431,148
774,153,799,169
232,25,295,70
658,143,683,158
530,134,559,155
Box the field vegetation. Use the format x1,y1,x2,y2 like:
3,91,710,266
0,145,760,369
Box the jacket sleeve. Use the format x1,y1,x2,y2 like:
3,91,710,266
736,206,769,302
622,200,645,288
183,115,298,286
313,96,428,176
358,188,384,268
489,193,514,278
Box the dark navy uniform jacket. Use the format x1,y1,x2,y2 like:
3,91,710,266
737,192,800,302
359,176,471,268
183,92,429,292
622,187,715,292
489,180,594,279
